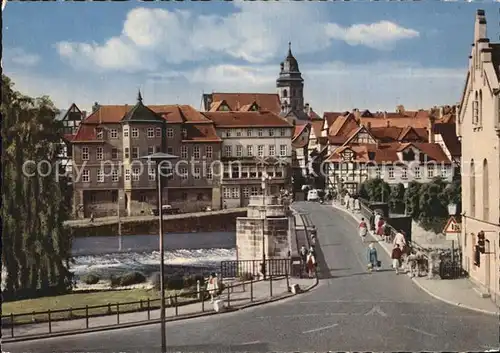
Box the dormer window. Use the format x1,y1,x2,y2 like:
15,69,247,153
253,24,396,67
342,149,354,161
219,104,230,111
250,104,259,111
96,128,103,139
402,149,415,161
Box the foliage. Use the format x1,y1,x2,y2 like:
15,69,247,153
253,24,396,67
119,272,146,286
404,181,422,220
359,178,391,203
389,183,406,214
81,274,100,285
2,75,74,300
292,169,306,192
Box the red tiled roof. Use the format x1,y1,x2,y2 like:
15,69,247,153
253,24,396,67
311,120,323,138
72,125,106,143
203,111,293,128
323,112,346,128
368,126,428,142
327,142,451,164
63,133,75,142
209,101,225,112
359,111,430,129
182,124,221,143
433,123,461,156
292,124,309,148
211,93,281,115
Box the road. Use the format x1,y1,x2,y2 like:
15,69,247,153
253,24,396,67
5,202,499,352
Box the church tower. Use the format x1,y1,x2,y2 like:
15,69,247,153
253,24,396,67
277,42,304,116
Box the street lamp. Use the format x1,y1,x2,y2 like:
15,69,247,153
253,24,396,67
140,152,178,353
117,194,123,251
261,172,271,279
447,202,457,216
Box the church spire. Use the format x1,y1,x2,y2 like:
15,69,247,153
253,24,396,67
137,89,143,103
288,42,292,56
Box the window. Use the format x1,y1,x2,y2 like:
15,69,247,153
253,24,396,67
82,170,90,183
280,128,286,137
131,128,139,138
388,166,395,179
156,127,162,138
96,147,103,160
125,169,131,181
181,146,188,159
82,147,89,160
250,186,260,196
132,168,140,181
225,130,231,138
258,128,263,137
441,165,448,178
415,166,421,179
236,145,243,157
258,145,264,157
132,147,139,159
111,148,118,160
193,146,201,159
149,167,156,181
427,165,434,178
246,129,252,137
247,145,253,157
223,187,231,199
97,169,104,183
167,147,173,154
180,167,188,180
112,170,119,182
231,187,240,199
110,129,118,139
236,130,242,137
206,146,213,158
206,166,213,180
124,148,129,159
147,128,155,138
376,167,381,179
242,187,250,198
279,145,287,156
96,128,103,139
269,145,275,156
194,167,201,179
225,145,232,157
182,128,187,138
123,127,129,138
401,166,408,179
167,128,174,138
139,194,147,203
268,129,275,137
148,146,154,155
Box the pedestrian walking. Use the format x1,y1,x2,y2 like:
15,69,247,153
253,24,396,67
359,217,368,242
344,193,350,209
299,245,308,277
374,212,381,232
376,217,385,237
207,273,219,303
354,198,360,212
391,244,402,274
306,250,316,278
367,243,379,272
90,212,94,223
393,230,407,249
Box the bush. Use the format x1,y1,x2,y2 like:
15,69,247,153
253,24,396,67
119,272,146,286
165,275,184,290
81,273,100,285
110,275,121,287
239,272,254,281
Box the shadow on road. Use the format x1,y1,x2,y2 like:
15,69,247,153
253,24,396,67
313,239,334,280
166,342,270,352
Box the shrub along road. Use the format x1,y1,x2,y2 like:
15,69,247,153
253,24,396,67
4,202,500,352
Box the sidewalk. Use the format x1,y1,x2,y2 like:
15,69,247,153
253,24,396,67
331,200,499,316
2,277,315,340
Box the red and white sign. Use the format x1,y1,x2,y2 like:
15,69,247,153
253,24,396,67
443,216,461,234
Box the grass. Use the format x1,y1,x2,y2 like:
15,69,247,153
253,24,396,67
2,287,207,325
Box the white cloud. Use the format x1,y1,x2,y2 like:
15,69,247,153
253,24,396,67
5,61,465,117
55,4,419,72
325,21,420,50
4,47,40,67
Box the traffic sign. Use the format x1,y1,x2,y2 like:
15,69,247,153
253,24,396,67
443,216,461,234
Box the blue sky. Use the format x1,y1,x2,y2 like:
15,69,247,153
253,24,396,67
3,1,500,114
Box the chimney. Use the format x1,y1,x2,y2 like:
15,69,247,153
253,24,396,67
367,121,371,130
386,120,390,127
396,105,405,114
474,9,487,43
428,116,435,143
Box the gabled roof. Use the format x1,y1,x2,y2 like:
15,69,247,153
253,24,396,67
369,126,428,142
433,123,461,157
292,124,310,148
122,93,165,123
342,126,377,145
203,111,293,128
182,124,222,143
210,93,281,115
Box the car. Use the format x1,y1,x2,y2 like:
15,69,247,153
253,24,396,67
307,189,319,202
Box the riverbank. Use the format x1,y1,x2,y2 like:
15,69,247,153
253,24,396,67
67,208,246,237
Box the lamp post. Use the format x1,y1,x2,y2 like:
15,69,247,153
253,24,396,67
118,194,123,251
447,202,457,263
140,152,178,353
261,172,271,278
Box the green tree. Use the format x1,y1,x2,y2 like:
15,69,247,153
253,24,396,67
404,181,422,220
359,178,391,203
2,75,73,299
418,177,449,232
389,183,406,214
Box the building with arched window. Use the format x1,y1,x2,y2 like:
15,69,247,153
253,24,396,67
457,9,500,303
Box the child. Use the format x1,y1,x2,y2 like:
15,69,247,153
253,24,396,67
391,244,402,274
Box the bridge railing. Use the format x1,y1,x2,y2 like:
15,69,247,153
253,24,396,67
220,258,291,279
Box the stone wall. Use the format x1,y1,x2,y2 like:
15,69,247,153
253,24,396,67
69,210,246,237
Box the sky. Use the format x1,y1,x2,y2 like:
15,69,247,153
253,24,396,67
3,1,500,115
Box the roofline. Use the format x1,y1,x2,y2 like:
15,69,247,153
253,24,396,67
215,124,294,128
